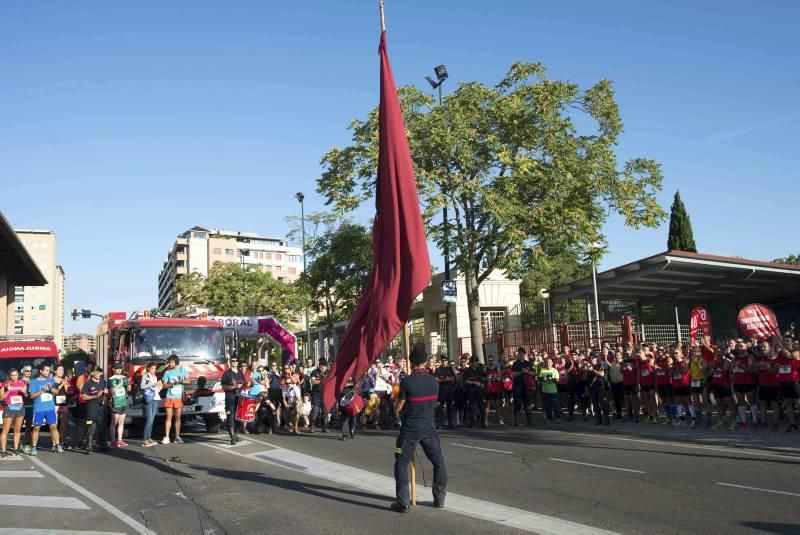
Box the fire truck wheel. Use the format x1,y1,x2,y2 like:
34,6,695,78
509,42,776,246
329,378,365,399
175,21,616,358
204,415,222,433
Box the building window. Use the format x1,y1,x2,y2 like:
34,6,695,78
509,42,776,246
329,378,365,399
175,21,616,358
481,311,506,337
288,267,297,274
192,231,207,239
15,305,23,313
274,265,282,272
264,253,272,260
264,265,272,271
275,254,282,261
225,249,234,256
13,326,23,335
278,277,285,281
212,248,222,255
287,255,299,262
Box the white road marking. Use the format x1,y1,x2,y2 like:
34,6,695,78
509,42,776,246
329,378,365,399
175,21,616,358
717,482,800,498
0,494,89,509
0,470,43,478
0,530,126,535
450,443,513,454
219,439,252,449
0,456,22,461
549,458,646,474
199,440,617,535
566,431,800,460
29,457,156,534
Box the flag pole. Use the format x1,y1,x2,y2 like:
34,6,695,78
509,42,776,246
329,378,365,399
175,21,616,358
403,321,416,506
379,0,386,32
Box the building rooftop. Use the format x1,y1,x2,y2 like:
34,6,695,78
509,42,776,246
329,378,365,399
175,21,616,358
0,213,47,286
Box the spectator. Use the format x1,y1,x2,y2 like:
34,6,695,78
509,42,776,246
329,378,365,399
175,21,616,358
28,363,62,455
80,367,107,454
161,354,189,445
538,357,561,423
608,352,624,420
140,362,162,447
107,362,131,448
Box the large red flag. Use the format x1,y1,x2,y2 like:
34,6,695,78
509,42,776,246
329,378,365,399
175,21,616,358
321,31,431,410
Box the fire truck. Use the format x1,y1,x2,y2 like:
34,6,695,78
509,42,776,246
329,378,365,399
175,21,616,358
0,339,61,423
96,311,227,432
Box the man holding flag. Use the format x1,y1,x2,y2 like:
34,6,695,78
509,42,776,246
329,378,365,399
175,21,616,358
320,4,447,513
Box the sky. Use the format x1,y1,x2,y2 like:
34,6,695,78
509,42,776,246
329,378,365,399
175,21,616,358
1,1,798,335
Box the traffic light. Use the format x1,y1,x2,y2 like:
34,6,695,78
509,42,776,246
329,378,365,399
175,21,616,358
71,308,79,321
81,309,92,319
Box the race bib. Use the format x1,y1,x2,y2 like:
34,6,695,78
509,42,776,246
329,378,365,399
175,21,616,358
712,371,722,378
40,393,53,403
9,395,23,406
672,374,683,380
734,367,745,373
55,395,66,405
640,370,650,377
656,370,665,376
779,365,792,374
691,380,702,388
170,384,182,396
113,386,125,398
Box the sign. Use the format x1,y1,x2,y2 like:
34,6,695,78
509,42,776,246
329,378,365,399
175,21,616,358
689,306,711,342
737,304,779,341
441,280,457,304
209,316,259,336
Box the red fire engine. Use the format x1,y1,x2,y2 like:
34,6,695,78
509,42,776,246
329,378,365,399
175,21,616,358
96,311,227,432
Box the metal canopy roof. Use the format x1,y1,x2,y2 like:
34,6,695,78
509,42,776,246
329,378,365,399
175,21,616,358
549,250,800,304
0,212,47,286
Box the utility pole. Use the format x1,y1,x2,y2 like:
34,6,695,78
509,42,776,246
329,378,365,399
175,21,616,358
295,192,313,364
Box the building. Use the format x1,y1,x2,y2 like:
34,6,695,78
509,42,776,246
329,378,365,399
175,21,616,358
158,226,304,311
63,332,97,355
0,220,64,348
0,213,48,342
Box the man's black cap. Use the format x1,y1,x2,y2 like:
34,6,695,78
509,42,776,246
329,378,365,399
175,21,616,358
318,358,328,366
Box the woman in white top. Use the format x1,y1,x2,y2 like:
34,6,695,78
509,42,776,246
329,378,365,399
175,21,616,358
140,362,162,447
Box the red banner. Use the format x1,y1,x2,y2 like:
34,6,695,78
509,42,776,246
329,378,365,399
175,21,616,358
737,304,780,341
689,306,711,342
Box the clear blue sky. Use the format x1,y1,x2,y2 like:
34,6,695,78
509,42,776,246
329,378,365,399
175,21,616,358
2,1,797,335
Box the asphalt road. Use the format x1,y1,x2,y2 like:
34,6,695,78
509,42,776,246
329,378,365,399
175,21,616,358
2,417,799,535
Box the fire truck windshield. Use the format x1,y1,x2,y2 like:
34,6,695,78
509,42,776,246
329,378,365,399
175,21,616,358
0,357,59,381
132,327,224,363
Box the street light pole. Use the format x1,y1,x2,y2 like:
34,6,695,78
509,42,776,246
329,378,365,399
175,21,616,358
296,192,312,364
426,65,451,360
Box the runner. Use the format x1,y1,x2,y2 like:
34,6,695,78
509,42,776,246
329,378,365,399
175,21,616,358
434,357,455,428
538,357,561,423
139,361,162,447
655,349,674,424
483,356,502,426
80,366,107,454
21,365,33,454
511,348,535,426
74,360,95,449
0,369,26,456
28,363,62,455
775,337,800,432
499,354,514,426
709,348,735,430
54,366,72,449
731,341,757,430
161,354,189,444
756,340,780,431
107,362,131,447
462,358,486,428
638,350,657,423
221,356,245,445
621,350,640,422
689,347,708,429
671,348,691,427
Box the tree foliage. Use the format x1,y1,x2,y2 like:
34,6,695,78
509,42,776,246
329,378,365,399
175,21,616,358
304,221,372,329
174,262,305,325
318,61,665,360
773,254,800,265
61,349,91,371
667,190,697,252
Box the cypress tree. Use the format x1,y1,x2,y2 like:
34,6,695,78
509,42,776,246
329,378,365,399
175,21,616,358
667,190,697,252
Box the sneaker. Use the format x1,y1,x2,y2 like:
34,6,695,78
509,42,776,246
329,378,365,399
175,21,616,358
110,441,119,448
22,444,31,455
728,422,736,432
736,422,748,431
56,444,64,454
712,421,724,430
161,437,170,445
143,440,156,448
117,441,129,448
29,447,37,457
173,437,184,444
784,425,798,433
84,447,92,455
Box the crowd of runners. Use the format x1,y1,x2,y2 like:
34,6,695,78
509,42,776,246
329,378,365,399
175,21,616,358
1,329,798,455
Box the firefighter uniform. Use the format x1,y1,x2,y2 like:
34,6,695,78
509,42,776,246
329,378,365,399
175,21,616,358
393,366,448,511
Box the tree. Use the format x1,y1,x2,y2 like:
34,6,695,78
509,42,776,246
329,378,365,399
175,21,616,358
667,190,697,252
174,263,306,362
303,221,373,355
61,349,91,371
520,246,592,301
773,254,800,265
318,62,665,361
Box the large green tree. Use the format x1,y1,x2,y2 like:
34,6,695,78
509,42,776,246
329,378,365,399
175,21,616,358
667,190,697,252
303,221,372,354
318,62,665,361
773,254,800,265
175,262,304,323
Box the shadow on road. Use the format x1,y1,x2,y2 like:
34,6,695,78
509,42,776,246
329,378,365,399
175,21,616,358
738,521,800,535
183,462,392,511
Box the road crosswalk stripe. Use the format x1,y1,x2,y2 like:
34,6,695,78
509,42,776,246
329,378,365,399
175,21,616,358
0,470,43,478
0,494,90,509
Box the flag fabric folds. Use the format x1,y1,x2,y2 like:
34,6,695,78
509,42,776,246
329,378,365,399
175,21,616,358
321,31,431,411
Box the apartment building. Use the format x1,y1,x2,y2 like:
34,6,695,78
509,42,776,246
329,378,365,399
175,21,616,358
3,229,65,350
63,332,97,354
158,226,303,311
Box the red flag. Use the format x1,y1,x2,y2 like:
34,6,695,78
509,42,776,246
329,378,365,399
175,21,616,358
321,31,431,410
